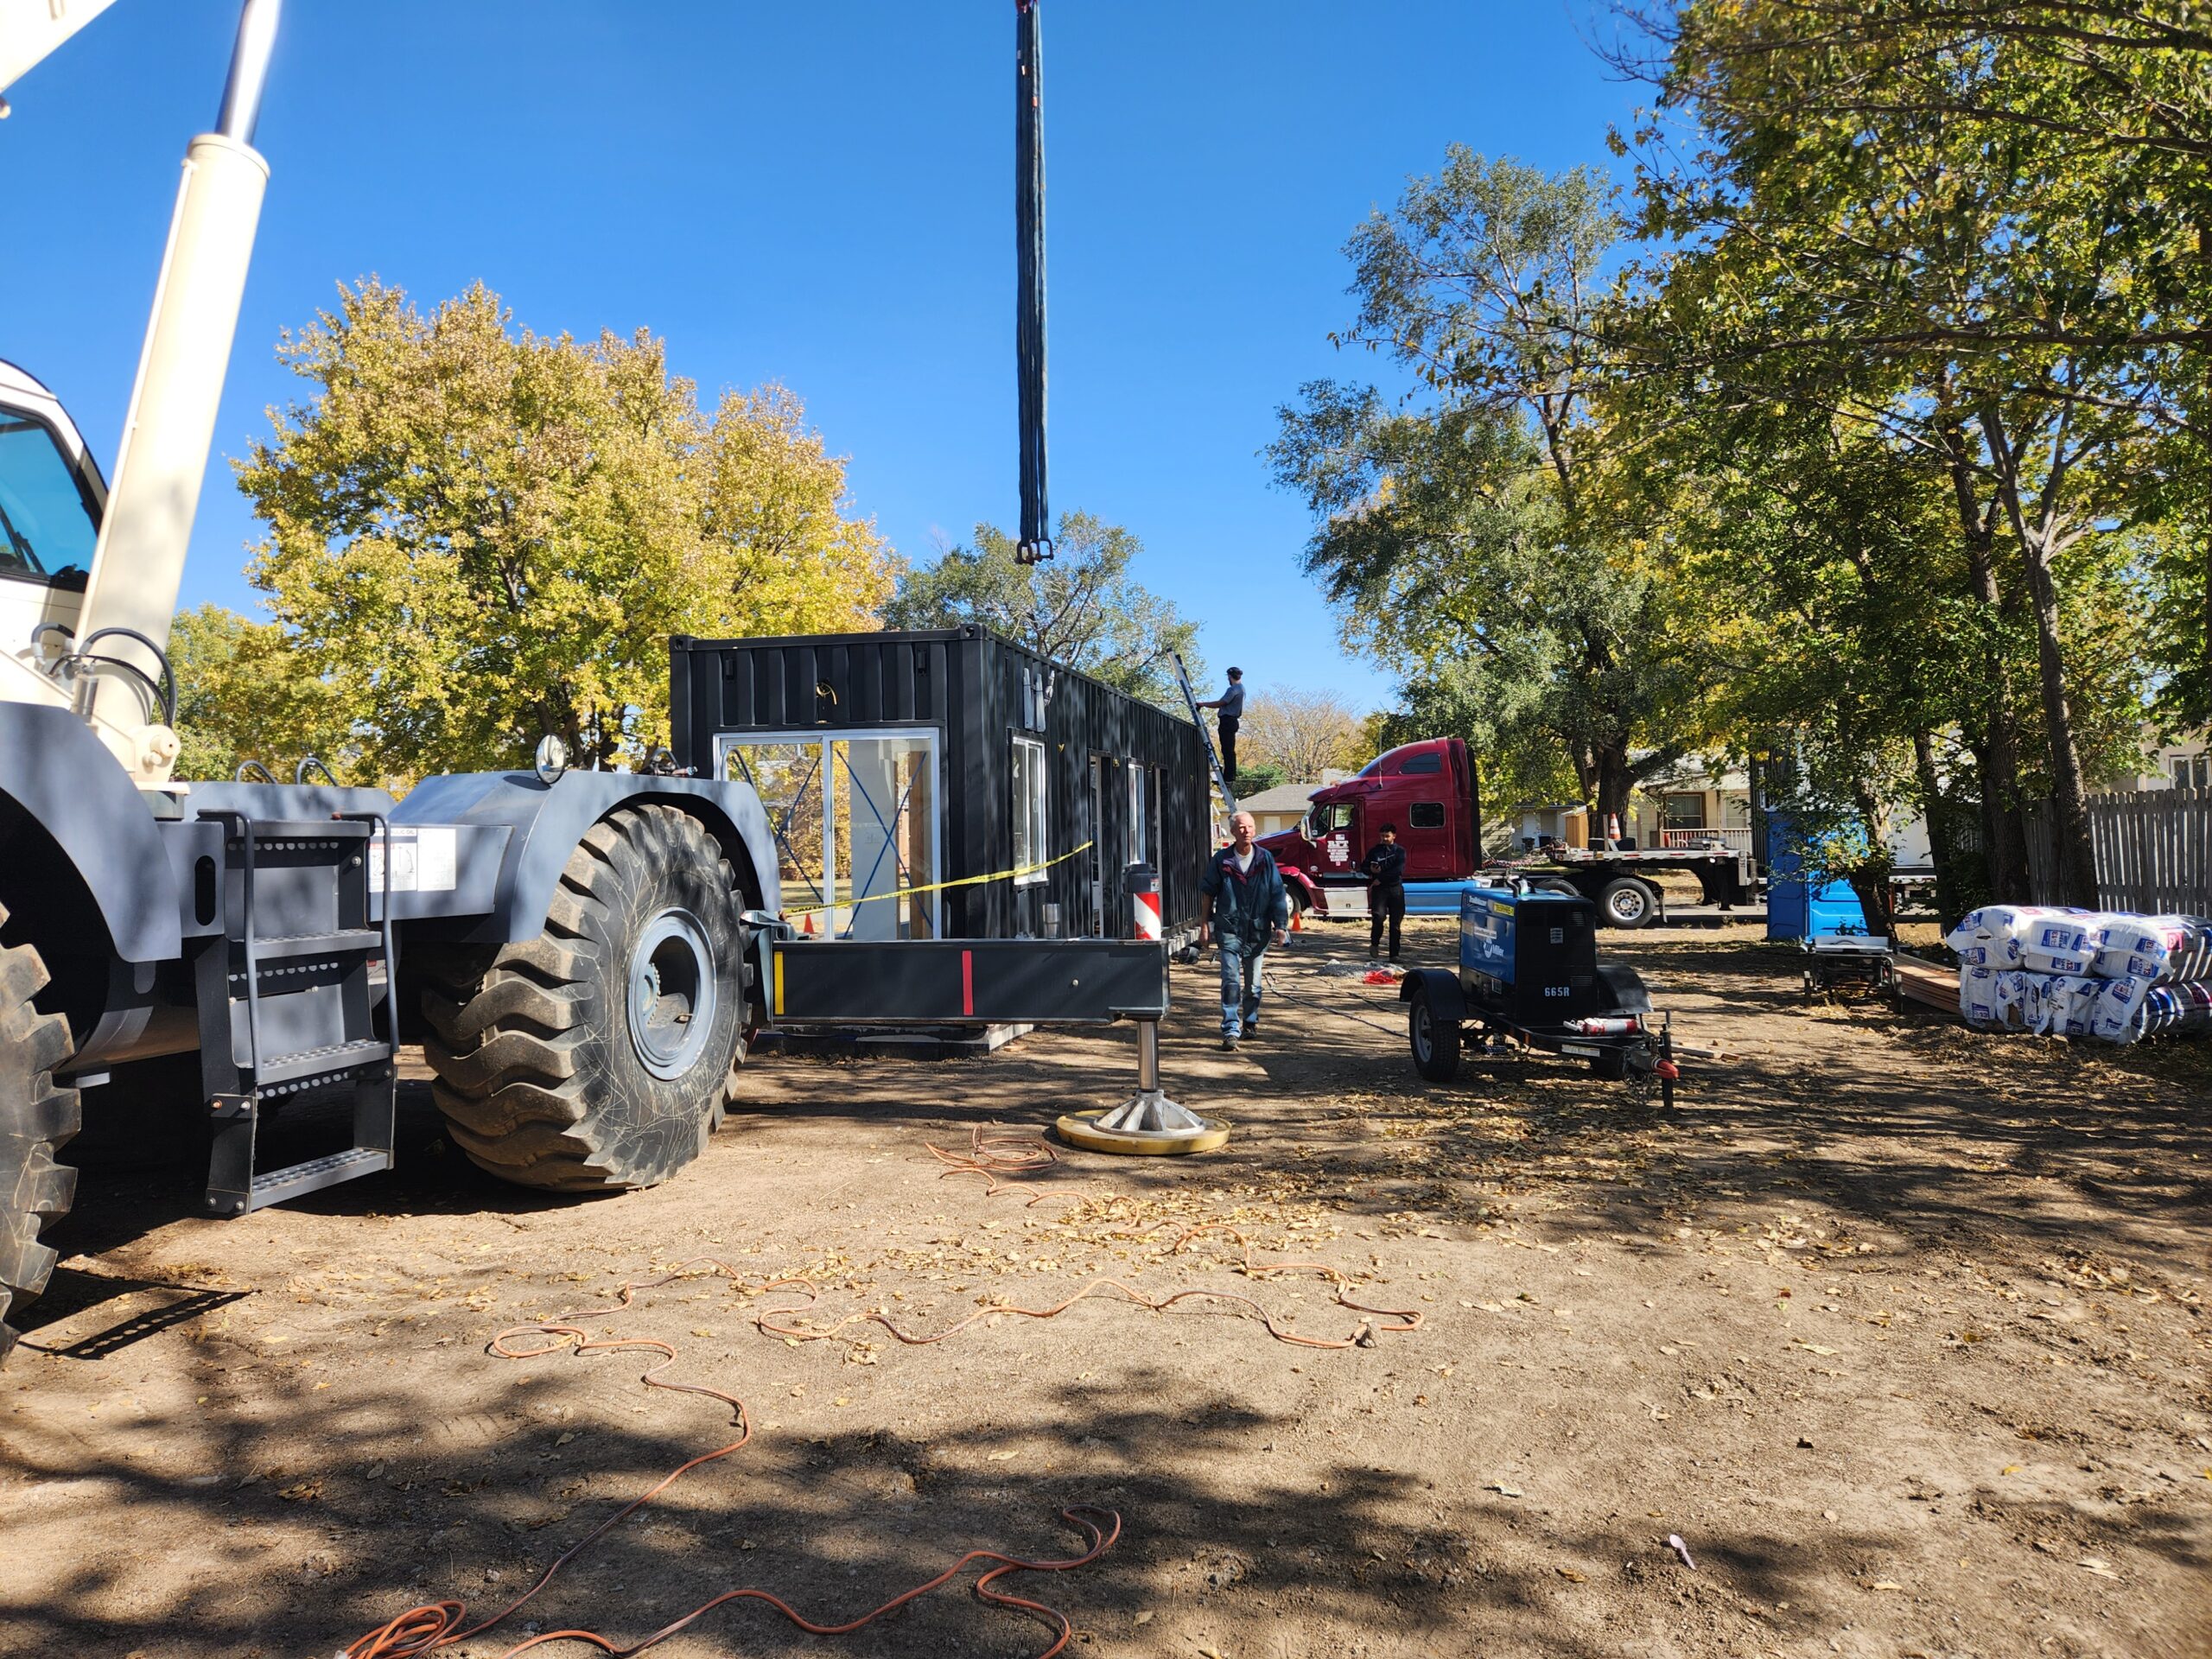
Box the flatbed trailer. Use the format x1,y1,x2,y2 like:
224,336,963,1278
1505,845,1755,927
1301,845,1755,931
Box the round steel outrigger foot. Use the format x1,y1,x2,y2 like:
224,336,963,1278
1054,1017,1229,1155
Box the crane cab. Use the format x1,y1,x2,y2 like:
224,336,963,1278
0,360,102,692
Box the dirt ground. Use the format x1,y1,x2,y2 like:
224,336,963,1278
3,920,2207,1659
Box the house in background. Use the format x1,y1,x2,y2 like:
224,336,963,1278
2117,731,2210,791
1239,780,1329,836
1628,760,1756,856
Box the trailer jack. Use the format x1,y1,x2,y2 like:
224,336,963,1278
1057,1015,1229,1155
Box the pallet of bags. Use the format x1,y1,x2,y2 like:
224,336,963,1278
1946,909,2212,1046
1944,905,2096,970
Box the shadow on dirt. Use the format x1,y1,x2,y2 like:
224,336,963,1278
16,1337,2195,1659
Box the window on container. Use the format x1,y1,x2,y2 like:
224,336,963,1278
1126,763,1148,866
1408,801,1446,830
1400,753,1442,775
1012,735,1048,884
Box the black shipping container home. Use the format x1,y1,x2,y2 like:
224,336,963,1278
668,627,1211,942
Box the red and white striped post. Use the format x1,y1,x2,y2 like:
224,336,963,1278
1128,862,1162,941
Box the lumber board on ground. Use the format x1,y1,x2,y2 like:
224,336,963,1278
1892,955,1961,1020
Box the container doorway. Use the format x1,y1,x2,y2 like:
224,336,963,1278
715,730,939,938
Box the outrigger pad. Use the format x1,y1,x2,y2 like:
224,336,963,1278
1058,1096,1230,1157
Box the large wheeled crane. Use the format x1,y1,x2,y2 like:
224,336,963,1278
0,3,780,1356
0,1,1178,1361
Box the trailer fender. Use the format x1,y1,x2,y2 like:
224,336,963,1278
0,703,181,965
1396,969,1467,1023
392,770,780,947
1592,961,1653,1015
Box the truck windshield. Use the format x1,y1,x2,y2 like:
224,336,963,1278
0,415,99,580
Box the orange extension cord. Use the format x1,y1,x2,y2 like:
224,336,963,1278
344,1173,1419,1655
925,1124,1084,1205
758,1222,1422,1352
343,1261,1119,1659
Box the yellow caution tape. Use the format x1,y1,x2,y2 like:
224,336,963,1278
779,840,1096,920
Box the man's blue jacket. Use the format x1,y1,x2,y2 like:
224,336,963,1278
1200,844,1289,950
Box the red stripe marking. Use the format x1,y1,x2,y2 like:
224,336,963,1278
962,950,974,1018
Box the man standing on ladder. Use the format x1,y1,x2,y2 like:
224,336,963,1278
1199,810,1288,1051
1194,667,1246,785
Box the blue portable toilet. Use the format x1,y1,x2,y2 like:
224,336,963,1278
1764,816,1869,942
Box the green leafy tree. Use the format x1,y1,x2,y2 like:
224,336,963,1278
882,512,1202,708
235,280,896,785
1273,152,1712,830
1617,1,2178,904
169,601,348,784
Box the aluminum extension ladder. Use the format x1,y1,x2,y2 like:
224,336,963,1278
1172,652,1237,833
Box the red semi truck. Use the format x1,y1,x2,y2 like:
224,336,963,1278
1256,738,1758,928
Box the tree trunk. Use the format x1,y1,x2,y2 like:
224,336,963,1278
2010,523,2101,907
1847,789,1899,944
1980,403,2099,910
1592,740,1635,843
1910,728,1962,928
1939,416,2031,901
1747,750,1770,874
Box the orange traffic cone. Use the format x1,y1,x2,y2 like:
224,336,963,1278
1290,906,1304,932
801,911,817,935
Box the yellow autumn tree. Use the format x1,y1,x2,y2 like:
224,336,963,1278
228,280,895,784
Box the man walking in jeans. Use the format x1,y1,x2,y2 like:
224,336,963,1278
1199,810,1288,1050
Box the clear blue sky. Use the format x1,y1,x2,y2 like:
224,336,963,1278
3,1,1637,715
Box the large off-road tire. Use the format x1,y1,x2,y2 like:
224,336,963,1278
0,913,81,1363
419,805,748,1192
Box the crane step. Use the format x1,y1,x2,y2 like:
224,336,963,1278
243,1147,393,1211
256,1039,391,1090
240,928,385,964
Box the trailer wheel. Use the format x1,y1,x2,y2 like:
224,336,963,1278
1599,877,1658,929
1408,995,1461,1084
0,914,80,1361
420,804,747,1192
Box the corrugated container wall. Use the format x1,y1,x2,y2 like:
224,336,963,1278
669,628,1210,940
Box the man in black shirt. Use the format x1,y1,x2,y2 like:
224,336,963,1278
1360,823,1407,961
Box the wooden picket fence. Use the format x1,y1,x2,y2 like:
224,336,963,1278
2024,789,2212,915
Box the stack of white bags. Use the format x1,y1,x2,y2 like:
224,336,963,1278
1947,906,2212,1044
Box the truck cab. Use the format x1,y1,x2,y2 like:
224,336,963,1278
1257,736,1479,916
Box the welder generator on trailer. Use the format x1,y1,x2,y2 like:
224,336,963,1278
1396,880,1678,1104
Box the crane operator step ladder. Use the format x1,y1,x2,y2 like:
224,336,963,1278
1173,652,1237,837
193,812,399,1214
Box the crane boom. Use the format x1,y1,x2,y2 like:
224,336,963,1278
0,0,122,103
1,0,283,787
1014,0,1050,563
